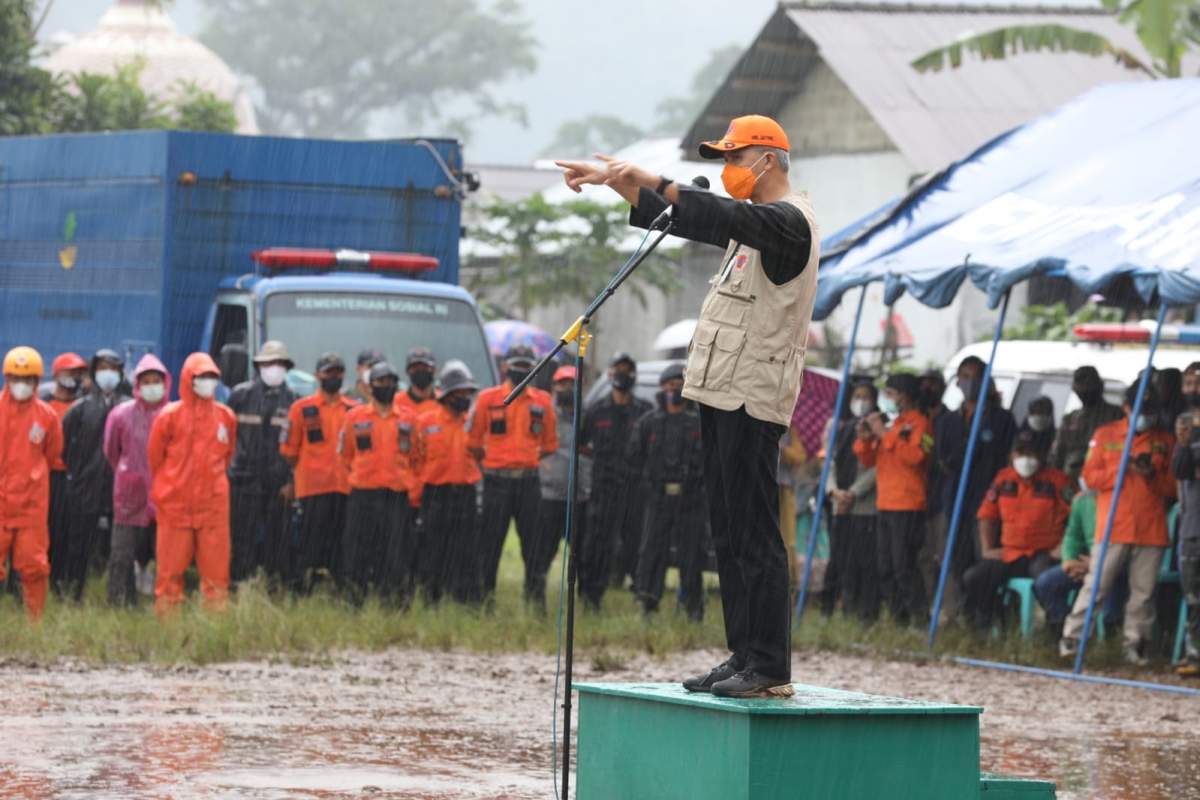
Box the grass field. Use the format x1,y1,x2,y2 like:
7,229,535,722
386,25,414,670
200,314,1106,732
0,530,1137,671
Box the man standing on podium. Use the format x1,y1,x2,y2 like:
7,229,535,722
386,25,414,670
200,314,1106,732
557,115,819,697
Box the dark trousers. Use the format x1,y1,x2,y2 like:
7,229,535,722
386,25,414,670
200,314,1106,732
46,471,69,591
877,510,927,625
230,484,290,585
56,506,106,602
823,513,879,621
582,476,640,602
526,499,582,608
1033,563,1129,627
479,473,541,600
342,488,412,605
963,551,1058,629
635,486,705,620
106,523,154,607
295,493,347,593
1181,555,1200,663
700,404,791,681
420,483,480,603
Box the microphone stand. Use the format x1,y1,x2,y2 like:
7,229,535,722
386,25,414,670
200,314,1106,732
505,214,677,800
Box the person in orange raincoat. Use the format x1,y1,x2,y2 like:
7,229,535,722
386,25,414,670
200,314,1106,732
1,346,63,620
1060,383,1176,665
148,353,236,614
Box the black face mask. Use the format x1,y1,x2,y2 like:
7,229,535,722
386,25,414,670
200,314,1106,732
957,377,980,402
919,388,941,411
666,390,684,406
1186,392,1200,408
409,370,433,390
371,385,397,405
506,369,531,386
612,373,635,392
320,376,343,395
446,394,472,413
556,391,575,408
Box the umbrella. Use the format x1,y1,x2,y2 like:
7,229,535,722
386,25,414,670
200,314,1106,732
791,368,840,459
484,319,557,358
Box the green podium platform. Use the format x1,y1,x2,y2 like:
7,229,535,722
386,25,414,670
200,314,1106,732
575,682,1054,800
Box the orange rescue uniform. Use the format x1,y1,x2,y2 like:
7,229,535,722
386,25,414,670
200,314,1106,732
339,403,417,493
415,402,481,492
281,392,356,498
853,408,933,511
148,353,237,614
394,390,436,417
1082,418,1175,547
977,466,1071,562
467,382,557,470
0,388,63,619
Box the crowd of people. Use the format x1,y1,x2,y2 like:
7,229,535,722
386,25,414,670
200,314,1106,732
2,339,1196,675
0,341,708,624
820,358,1199,675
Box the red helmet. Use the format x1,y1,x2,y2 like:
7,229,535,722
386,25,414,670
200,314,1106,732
51,352,88,374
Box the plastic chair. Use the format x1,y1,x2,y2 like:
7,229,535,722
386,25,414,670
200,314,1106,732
1002,577,1037,639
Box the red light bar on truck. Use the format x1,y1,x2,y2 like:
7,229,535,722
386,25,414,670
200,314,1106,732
252,248,439,273
1074,322,1200,345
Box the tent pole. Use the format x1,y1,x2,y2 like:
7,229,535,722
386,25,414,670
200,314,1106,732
1074,302,1168,673
927,289,1011,649
794,284,868,623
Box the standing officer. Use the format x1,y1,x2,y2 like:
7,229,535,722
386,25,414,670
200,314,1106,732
281,352,356,593
60,348,130,601
1172,394,1200,677
0,346,63,620
394,347,438,415
42,352,87,415
43,352,86,593
580,352,652,604
413,360,481,603
349,349,387,405
628,363,706,620
1051,366,1124,486
468,344,558,605
339,362,417,605
227,340,297,587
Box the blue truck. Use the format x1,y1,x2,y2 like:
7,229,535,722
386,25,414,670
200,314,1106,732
0,131,497,392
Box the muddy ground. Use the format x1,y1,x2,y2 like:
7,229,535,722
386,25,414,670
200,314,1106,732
0,648,1196,799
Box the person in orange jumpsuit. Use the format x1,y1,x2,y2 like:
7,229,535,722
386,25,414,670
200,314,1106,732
148,352,237,615
339,361,417,605
39,352,84,594
1060,383,1176,665
854,372,933,624
280,352,356,593
0,346,63,620
964,430,1072,630
468,345,558,604
412,360,481,604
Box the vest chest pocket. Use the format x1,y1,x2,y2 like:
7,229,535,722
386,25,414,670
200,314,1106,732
685,322,745,392
707,290,753,327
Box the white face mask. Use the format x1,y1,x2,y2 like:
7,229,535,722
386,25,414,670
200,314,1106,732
360,368,372,385
1013,456,1039,479
850,399,873,418
140,383,165,404
56,375,77,390
8,381,34,402
878,395,899,417
1027,414,1052,432
1135,414,1153,433
192,377,219,399
95,369,121,394
259,365,288,388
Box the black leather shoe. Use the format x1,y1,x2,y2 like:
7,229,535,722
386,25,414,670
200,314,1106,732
710,670,794,699
682,658,742,693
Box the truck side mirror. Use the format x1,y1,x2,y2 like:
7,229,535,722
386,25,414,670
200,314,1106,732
218,343,249,389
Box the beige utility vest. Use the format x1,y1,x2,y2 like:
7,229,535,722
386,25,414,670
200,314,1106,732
682,192,820,427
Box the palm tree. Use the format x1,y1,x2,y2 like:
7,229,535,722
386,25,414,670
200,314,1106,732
912,0,1200,79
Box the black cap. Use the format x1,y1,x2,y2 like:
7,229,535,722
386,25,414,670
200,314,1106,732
368,361,399,382
610,351,636,369
316,352,345,373
357,348,386,368
406,347,436,369
885,372,921,400
92,348,124,371
660,362,685,384
1013,430,1039,454
504,344,537,366
1125,382,1160,412
1073,366,1102,387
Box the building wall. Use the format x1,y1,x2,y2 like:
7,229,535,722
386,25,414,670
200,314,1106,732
778,60,893,157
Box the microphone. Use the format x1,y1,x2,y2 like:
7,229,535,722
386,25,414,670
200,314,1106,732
650,175,711,229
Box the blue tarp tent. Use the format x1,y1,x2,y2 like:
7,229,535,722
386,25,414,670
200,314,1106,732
797,80,1200,687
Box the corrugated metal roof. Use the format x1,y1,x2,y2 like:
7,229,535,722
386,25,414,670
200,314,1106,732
684,3,1163,172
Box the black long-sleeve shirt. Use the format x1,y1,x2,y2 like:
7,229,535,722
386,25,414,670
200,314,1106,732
629,185,813,286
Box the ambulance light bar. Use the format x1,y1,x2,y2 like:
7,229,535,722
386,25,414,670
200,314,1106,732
252,248,438,273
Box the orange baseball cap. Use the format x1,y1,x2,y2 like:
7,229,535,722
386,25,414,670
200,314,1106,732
553,365,577,383
698,115,790,159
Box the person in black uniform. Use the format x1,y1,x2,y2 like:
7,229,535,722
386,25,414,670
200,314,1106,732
628,363,706,620
59,349,130,601
579,352,652,607
227,340,297,587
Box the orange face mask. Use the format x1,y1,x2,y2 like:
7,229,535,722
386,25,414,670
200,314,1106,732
721,153,768,200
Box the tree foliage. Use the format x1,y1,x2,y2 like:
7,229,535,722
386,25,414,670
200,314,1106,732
199,0,538,139
0,0,60,134
912,0,1200,78
1001,302,1125,341
467,194,681,321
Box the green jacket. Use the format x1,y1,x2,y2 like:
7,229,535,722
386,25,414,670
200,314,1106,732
1061,491,1096,562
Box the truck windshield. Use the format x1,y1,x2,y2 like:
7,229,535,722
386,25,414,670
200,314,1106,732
265,292,495,394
